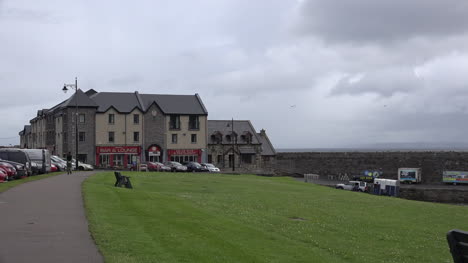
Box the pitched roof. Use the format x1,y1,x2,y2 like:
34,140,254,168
257,130,276,156
207,120,261,145
90,92,144,113
62,89,99,108
141,94,208,115
37,90,208,116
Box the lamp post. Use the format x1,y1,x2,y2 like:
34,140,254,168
230,118,235,171
63,77,79,171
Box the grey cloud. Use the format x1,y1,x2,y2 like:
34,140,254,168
296,0,468,43
331,68,422,97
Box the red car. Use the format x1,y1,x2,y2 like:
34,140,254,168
0,169,7,182
146,162,171,172
51,164,58,172
0,162,17,181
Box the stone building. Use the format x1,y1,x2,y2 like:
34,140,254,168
207,120,276,173
19,89,208,168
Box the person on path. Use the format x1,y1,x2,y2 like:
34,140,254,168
66,152,73,174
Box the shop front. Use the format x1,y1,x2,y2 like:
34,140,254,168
96,146,142,169
146,145,162,163
167,149,202,163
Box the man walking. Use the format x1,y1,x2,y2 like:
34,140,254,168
66,152,73,175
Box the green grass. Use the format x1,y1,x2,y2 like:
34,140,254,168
83,172,468,263
0,172,63,193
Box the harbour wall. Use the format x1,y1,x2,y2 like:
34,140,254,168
275,151,468,184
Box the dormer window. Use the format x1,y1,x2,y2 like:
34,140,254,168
211,131,222,144
242,132,252,144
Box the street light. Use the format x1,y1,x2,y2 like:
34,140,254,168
227,118,235,171
63,77,79,171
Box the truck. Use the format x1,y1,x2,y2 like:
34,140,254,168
335,181,369,192
443,171,468,185
398,168,421,184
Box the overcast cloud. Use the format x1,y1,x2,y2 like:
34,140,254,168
1,0,468,149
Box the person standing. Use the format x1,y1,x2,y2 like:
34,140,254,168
66,152,73,175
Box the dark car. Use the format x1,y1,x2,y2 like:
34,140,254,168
0,162,18,181
185,162,209,172
0,159,26,178
164,161,187,172
0,148,33,176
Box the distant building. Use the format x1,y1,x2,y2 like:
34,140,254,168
19,89,276,172
19,89,208,168
207,120,276,173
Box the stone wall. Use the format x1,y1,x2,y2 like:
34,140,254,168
275,151,468,184
399,187,468,204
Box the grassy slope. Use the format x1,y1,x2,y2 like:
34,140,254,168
83,172,468,263
0,172,63,193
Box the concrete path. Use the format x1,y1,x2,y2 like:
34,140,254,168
0,172,103,263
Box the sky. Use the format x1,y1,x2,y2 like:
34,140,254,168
1,0,468,149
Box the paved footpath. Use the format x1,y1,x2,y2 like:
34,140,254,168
0,172,103,263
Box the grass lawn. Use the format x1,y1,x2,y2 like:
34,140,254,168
0,172,63,193
83,172,468,263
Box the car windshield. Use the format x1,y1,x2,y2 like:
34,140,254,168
172,162,182,166
205,164,215,168
0,152,27,163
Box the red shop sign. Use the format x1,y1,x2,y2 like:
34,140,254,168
96,146,141,154
168,149,200,156
148,145,161,153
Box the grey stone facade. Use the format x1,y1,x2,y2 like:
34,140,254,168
207,120,276,173
143,103,166,161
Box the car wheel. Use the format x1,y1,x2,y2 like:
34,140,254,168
78,166,84,171
336,187,343,189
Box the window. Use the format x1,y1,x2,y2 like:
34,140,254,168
217,154,223,164
108,132,115,143
79,132,86,142
171,134,178,143
133,114,139,124
133,132,139,142
241,154,253,164
169,115,180,129
79,114,85,123
191,134,197,143
189,115,199,130
78,154,87,163
108,114,115,124
208,154,212,163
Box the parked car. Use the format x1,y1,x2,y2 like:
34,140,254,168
201,163,220,173
146,162,171,172
51,164,58,172
0,159,26,179
185,162,209,172
164,161,187,172
335,181,369,192
72,159,94,171
0,162,18,181
51,159,66,171
0,148,33,176
0,169,7,182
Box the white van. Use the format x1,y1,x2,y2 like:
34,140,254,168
21,149,51,174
